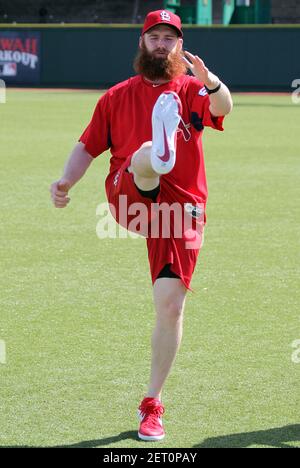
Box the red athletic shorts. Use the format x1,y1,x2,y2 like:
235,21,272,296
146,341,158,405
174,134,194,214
105,155,205,291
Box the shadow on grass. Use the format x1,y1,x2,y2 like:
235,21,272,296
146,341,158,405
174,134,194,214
2,425,300,448
194,424,300,448
0,431,139,448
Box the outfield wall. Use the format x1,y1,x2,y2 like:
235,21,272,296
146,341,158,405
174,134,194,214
0,24,299,91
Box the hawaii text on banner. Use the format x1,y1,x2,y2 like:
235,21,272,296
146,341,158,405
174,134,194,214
0,32,41,85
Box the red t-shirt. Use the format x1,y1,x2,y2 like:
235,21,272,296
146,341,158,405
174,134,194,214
80,74,224,203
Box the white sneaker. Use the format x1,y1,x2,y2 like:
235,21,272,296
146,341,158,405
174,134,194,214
151,91,182,175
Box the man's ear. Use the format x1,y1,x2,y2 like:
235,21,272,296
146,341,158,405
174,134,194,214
139,36,143,49
178,38,183,51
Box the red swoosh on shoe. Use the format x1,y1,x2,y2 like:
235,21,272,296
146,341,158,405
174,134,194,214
158,124,170,162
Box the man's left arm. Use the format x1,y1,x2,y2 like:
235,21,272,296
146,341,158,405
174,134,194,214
183,51,233,116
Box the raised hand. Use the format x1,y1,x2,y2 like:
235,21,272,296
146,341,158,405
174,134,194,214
182,51,219,89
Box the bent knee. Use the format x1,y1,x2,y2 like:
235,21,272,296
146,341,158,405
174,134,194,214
140,141,152,150
130,142,158,179
132,141,152,164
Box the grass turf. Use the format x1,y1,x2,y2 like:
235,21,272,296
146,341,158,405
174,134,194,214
0,89,299,448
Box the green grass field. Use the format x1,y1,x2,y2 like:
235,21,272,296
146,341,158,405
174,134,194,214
0,89,299,448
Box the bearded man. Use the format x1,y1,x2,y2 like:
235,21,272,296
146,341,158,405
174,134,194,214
50,10,232,442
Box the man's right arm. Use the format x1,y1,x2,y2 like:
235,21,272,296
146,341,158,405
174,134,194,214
50,142,94,208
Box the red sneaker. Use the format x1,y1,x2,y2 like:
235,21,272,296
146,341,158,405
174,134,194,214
138,397,165,441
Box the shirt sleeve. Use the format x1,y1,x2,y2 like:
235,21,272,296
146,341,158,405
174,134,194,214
191,85,224,132
79,92,111,158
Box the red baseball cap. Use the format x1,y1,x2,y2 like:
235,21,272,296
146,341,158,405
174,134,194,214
142,10,183,37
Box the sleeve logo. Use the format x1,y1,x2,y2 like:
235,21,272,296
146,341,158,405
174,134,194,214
198,87,207,97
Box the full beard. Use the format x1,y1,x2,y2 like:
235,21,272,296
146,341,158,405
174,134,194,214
133,42,187,81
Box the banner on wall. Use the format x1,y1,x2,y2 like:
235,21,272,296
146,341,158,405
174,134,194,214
0,31,40,84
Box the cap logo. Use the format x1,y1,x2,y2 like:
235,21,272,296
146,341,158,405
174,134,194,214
160,10,171,22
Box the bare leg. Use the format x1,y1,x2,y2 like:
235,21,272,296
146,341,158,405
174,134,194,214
128,141,160,191
146,277,187,400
